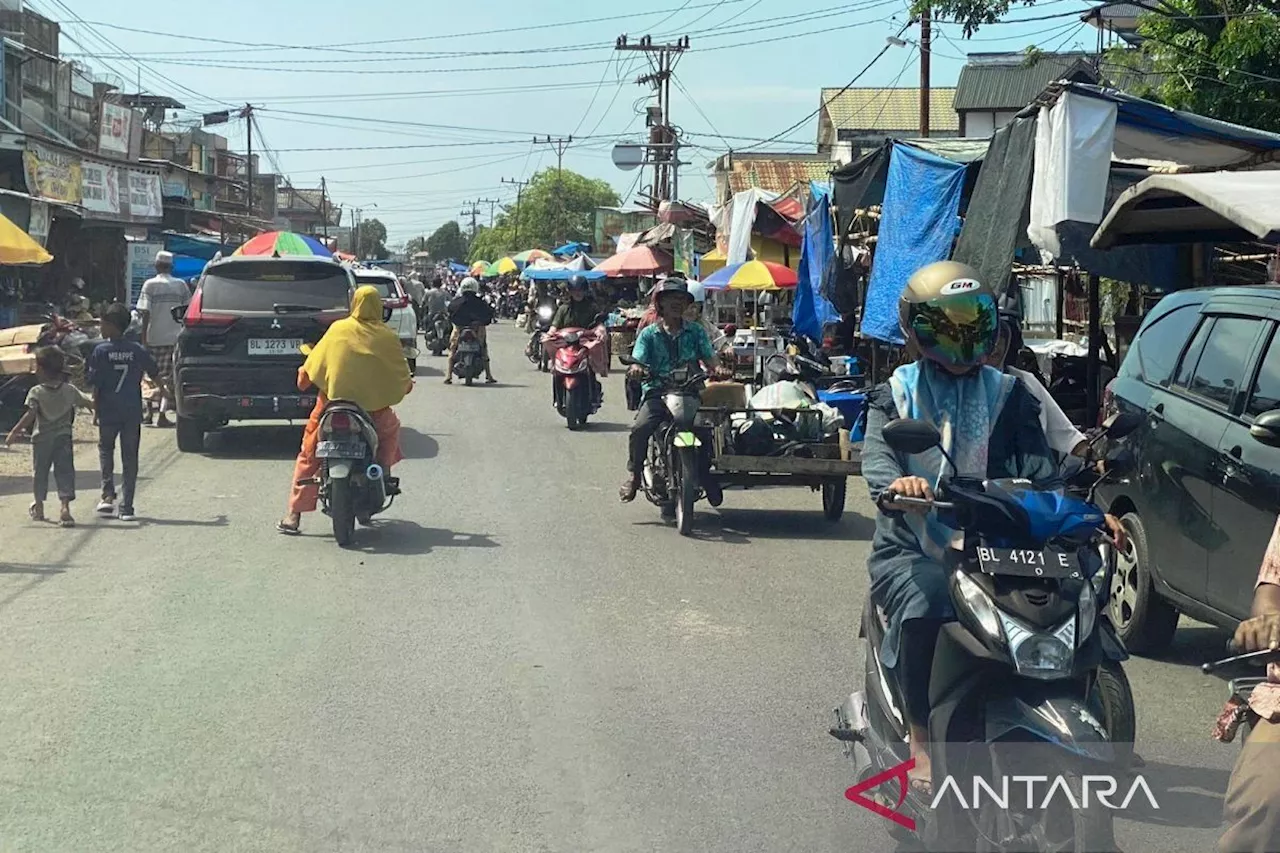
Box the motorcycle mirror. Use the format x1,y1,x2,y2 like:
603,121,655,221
1251,409,1280,448
882,418,942,455
1103,411,1143,440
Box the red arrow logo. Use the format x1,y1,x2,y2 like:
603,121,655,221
844,758,917,831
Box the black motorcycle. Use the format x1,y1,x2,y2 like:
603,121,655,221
832,417,1137,852
423,312,451,357
303,400,400,547
526,304,554,372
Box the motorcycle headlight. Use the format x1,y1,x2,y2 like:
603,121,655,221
561,331,580,344
1000,611,1076,680
538,306,554,320
1078,580,1097,646
955,571,1003,642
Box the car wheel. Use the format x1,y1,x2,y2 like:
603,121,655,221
175,416,204,453
1110,512,1180,654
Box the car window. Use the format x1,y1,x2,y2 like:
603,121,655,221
354,276,398,299
1173,317,1212,389
1246,326,1280,419
202,261,351,313
1131,304,1199,386
1185,316,1264,409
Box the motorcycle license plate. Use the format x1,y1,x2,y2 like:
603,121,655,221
317,439,366,459
458,341,481,352
976,546,1082,579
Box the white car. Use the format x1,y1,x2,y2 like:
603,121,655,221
352,267,420,374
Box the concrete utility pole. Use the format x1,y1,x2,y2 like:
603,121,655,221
320,177,329,239
919,6,932,138
615,34,689,206
459,201,481,241
533,135,572,244
501,177,529,251
241,104,257,215
476,197,500,228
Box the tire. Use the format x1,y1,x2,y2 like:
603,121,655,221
1094,659,1137,764
822,478,847,521
330,477,356,547
1110,512,1179,655
566,385,588,431
675,447,697,536
175,416,204,453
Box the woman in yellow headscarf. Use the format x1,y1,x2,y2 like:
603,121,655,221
278,285,413,534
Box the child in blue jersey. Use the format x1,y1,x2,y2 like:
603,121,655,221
87,303,159,521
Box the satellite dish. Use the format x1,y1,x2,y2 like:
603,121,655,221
612,144,644,172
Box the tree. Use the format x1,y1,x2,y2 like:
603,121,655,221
424,220,470,262
463,167,619,262
355,218,388,260
923,0,1280,133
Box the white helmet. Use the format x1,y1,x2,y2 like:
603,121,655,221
460,277,480,294
686,280,706,304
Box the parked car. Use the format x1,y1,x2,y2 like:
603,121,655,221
1099,285,1280,653
171,255,355,452
352,267,419,374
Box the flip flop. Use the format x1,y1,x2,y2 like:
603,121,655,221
276,520,301,536
485,377,498,384
28,502,44,522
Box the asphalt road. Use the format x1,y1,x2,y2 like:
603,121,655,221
0,325,1247,852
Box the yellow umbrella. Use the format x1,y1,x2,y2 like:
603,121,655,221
493,256,518,275
0,212,52,265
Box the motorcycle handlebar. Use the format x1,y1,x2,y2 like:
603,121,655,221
1202,647,1278,674
880,493,956,511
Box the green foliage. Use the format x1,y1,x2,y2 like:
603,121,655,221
424,220,469,262
355,218,388,260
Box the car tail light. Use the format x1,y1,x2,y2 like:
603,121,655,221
183,290,236,327
385,296,409,309
327,412,351,431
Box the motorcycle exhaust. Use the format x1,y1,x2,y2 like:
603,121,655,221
366,463,383,481
366,463,388,507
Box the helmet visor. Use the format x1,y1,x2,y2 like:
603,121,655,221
910,292,997,366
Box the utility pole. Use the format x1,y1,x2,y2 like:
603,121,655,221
534,135,572,244
459,200,481,242
501,177,529,251
616,34,689,206
241,104,256,216
919,8,931,138
476,197,500,228
320,177,329,239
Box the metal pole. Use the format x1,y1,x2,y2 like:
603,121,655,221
1086,272,1101,426
245,105,255,216
320,177,329,239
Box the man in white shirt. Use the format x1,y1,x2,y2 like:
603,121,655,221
135,250,190,428
987,314,1087,459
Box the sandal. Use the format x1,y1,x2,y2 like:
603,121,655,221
276,519,301,536
59,510,75,528
485,377,497,384
28,501,44,522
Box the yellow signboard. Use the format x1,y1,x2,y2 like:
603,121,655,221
23,142,82,205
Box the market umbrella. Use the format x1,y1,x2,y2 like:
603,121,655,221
513,249,552,265
469,260,489,277
594,245,673,277
233,231,332,258
0,212,52,265
702,260,798,291
485,257,518,277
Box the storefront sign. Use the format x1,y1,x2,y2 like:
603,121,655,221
126,241,164,307
127,171,163,220
23,142,82,205
98,102,132,156
81,161,120,215
27,201,49,246
162,179,189,200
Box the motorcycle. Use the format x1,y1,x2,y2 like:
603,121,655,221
831,417,1134,852
619,354,710,536
546,319,605,431
525,304,554,372
300,400,401,547
423,312,451,357
452,325,485,386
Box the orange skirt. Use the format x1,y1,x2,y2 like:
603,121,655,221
287,396,402,514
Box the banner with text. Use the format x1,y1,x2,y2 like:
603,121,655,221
23,142,82,205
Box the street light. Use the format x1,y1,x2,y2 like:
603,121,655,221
886,35,909,47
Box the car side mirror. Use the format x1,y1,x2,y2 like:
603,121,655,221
1105,446,1135,476
1251,409,1280,447
383,306,394,323
170,304,187,324
1104,411,1143,440
882,418,942,455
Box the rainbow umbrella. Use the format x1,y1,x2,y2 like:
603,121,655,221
702,260,798,291
484,257,518,277
469,260,489,277
233,231,332,258
513,248,552,266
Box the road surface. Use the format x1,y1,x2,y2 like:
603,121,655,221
0,325,1242,852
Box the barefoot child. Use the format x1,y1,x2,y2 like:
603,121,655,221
87,303,159,521
4,346,95,526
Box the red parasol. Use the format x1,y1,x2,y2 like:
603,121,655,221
594,245,673,277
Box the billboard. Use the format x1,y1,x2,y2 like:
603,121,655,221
98,102,132,156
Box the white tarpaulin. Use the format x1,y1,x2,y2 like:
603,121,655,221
1027,92,1118,259
727,187,779,265
1091,171,1280,248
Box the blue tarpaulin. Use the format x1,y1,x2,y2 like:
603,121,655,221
521,268,606,281
860,144,968,344
552,241,589,256
163,231,238,261
792,193,839,341
448,262,470,273
172,255,206,280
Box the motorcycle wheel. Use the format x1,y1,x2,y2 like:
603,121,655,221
675,447,697,536
330,478,356,547
970,757,1118,853
566,385,588,431
465,375,474,387
821,478,847,521
1094,659,1137,764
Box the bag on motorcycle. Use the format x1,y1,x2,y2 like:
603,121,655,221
734,415,781,456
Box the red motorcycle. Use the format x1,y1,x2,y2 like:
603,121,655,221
545,319,607,430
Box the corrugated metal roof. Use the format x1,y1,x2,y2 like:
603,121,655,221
821,87,959,132
953,53,1099,111
726,157,834,195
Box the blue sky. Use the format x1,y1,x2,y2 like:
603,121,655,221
51,0,1102,243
